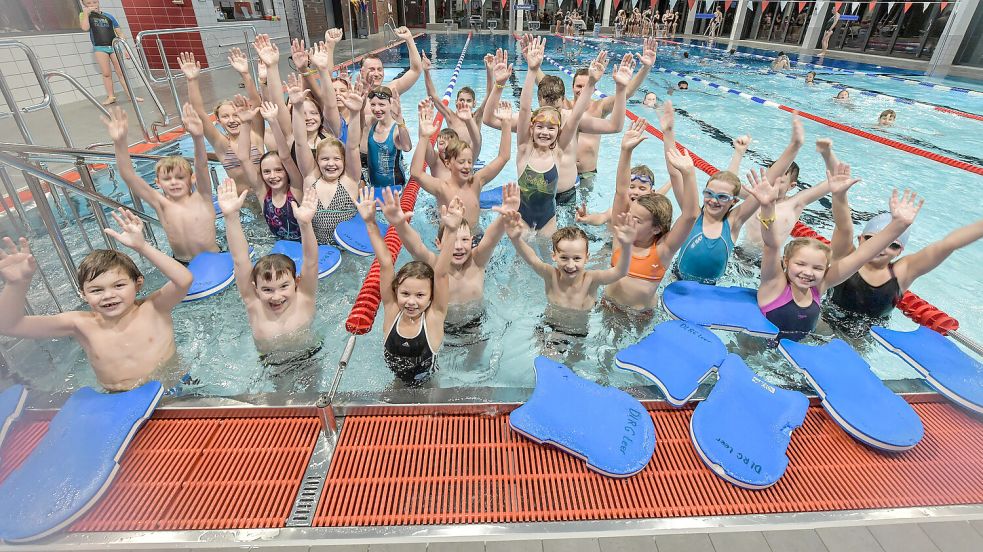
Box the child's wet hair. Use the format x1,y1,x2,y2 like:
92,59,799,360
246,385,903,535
437,218,472,242
315,136,345,160
437,128,459,141
537,76,566,105
551,226,589,252
78,249,143,289
785,161,800,185
783,237,832,267
707,170,741,195
636,193,673,237
251,254,297,285
631,164,655,185
442,139,472,162
213,100,234,118
155,156,193,188
457,87,476,101
879,109,896,118
392,261,435,298
258,152,286,188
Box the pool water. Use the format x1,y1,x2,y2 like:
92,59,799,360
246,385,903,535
9,33,981,399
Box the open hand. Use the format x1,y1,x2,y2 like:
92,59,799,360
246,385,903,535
494,101,512,123
658,99,675,134
440,196,465,233
826,162,860,196
309,41,330,70
259,101,278,121
525,37,545,71
390,89,403,120
621,117,648,150
612,53,635,87
356,186,378,222
380,187,410,226
889,189,924,226
745,167,779,206
612,211,638,245
290,38,310,69
417,99,437,137
231,94,257,123
228,47,250,74
588,50,610,84
285,73,309,105
0,237,37,284
216,177,248,217
101,106,129,143
503,210,525,240
790,112,804,146
639,37,658,66
182,102,205,135
293,185,318,225
177,52,201,80
104,208,147,251
491,181,520,214
665,146,695,174
253,34,279,67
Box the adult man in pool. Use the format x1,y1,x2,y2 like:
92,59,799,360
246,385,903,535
357,26,424,95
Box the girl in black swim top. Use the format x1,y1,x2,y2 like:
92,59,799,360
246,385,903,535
749,167,921,342
359,187,457,387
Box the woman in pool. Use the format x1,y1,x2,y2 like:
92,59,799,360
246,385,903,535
748,168,922,342
289,73,366,246
360,187,457,387
363,86,412,190
179,50,265,196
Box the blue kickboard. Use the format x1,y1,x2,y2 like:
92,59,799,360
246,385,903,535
779,339,923,451
334,217,389,257
479,186,504,209
509,356,656,478
615,321,727,406
0,381,162,543
663,281,779,338
871,326,983,414
690,354,808,489
0,385,27,451
372,185,403,211
184,251,236,302
270,240,342,279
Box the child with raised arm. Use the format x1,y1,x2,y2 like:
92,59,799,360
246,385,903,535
290,76,366,245
602,104,701,312
178,51,264,195
216,178,324,378
234,99,305,240
364,86,412,190
422,54,485,158
748,168,922,342
381,183,520,307
411,100,513,231
506,214,638,311
105,105,218,263
818,140,983,320
416,98,461,181
0,210,193,391
359,188,456,387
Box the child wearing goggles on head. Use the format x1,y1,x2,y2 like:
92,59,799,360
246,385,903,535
575,166,671,226
821,140,983,320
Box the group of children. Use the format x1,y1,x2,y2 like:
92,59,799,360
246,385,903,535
1,30,980,393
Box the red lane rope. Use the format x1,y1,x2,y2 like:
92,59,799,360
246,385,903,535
623,109,960,334
934,107,983,122
345,34,470,335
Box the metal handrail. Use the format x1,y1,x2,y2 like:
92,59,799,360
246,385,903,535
43,70,112,119
112,38,169,143
0,141,185,164
0,40,51,115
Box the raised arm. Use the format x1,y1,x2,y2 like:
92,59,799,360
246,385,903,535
764,114,805,186
516,40,543,147
291,185,320,298
482,49,516,132
745,169,786,300
0,237,77,339
825,190,922,290
472,182,520,267
254,35,292,138
473,53,496,122
726,134,750,175
356,187,396,306
182,103,213,202
102,107,162,210
288,78,319,182
897,218,983,290
603,38,656,114
228,47,262,108
474,103,512,186
260,102,305,195
311,35,342,137
410,99,445,196
591,212,637,285
380,187,437,265
659,146,700,258
178,52,227,150
390,90,412,152
558,50,610,150
387,27,423,95
216,179,258,302
825,160,863,261
291,39,322,107
431,197,463,316
422,54,453,121
612,117,647,217
340,86,366,182
505,211,554,281
578,54,631,135
109,209,193,311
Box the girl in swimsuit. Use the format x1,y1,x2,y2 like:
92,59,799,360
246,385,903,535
359,187,457,387
602,110,700,312
514,38,602,234
290,75,367,246
364,86,412,190
178,50,264,197
233,100,305,241
749,167,922,342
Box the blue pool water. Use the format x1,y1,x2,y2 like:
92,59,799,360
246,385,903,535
10,33,981,398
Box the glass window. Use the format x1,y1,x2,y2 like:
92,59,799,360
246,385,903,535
0,0,82,35
920,4,953,59
213,0,274,22
954,1,983,67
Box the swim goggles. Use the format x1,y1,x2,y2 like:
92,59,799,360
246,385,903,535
630,174,653,185
367,89,392,100
703,189,739,203
861,235,903,251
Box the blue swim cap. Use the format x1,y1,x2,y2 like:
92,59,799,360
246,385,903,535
862,212,911,248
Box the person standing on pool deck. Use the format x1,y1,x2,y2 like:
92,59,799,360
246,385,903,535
602,105,700,312
105,105,219,264
819,9,841,58
0,212,192,392
79,0,142,106
748,167,922,342
361,188,457,387
818,139,983,320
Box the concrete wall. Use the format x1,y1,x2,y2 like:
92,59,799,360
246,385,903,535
191,0,291,69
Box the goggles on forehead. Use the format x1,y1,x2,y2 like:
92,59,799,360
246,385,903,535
630,174,653,185
531,107,561,125
368,89,391,100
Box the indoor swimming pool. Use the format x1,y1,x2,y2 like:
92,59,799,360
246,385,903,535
5,32,981,401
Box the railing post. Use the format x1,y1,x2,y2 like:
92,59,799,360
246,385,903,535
75,159,117,250
23,172,81,297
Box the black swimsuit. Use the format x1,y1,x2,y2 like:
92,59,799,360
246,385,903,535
830,264,902,318
384,312,438,386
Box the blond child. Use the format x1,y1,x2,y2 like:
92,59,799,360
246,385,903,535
0,210,193,391
79,0,142,105
105,105,218,263
422,54,485,158
411,100,512,229
358,188,457,386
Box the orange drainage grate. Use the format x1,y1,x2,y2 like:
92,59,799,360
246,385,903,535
313,400,983,526
0,415,320,531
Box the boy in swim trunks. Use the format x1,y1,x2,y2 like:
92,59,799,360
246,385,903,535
505,218,638,311
0,210,193,391
216,178,324,386
105,105,219,263
422,55,487,159
79,0,142,105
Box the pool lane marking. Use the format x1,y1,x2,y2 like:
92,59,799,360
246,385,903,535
570,37,983,176
606,35,983,98
345,33,472,335
544,49,962,333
